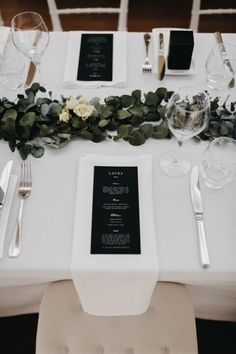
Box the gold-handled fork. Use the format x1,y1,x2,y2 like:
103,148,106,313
8,162,32,257
142,33,152,73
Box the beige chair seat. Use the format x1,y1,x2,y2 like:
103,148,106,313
36,281,198,354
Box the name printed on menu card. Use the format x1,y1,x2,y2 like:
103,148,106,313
77,33,113,81
91,166,141,254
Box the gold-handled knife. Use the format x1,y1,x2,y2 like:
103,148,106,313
25,62,36,86
215,31,235,88
158,33,165,80
25,30,42,86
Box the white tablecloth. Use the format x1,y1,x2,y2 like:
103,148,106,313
0,31,236,320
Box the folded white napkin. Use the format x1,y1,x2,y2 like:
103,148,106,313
152,27,195,76
0,175,17,259
63,31,127,88
71,154,159,316
0,26,10,56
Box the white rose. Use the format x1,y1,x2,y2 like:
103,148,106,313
78,97,89,105
66,97,80,110
73,103,94,120
59,110,70,123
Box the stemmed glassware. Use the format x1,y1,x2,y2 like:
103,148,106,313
205,43,236,92
11,11,49,85
159,86,210,178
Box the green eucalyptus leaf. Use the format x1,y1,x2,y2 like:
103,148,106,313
144,92,159,107
152,121,170,139
117,124,130,138
121,95,135,108
31,146,45,158
8,139,16,152
40,103,49,116
27,90,35,104
3,108,17,121
98,119,109,128
155,87,167,100
140,124,154,139
128,106,144,118
20,112,36,128
104,96,120,107
131,89,142,102
80,131,93,140
48,102,62,116
118,110,132,120
129,131,145,146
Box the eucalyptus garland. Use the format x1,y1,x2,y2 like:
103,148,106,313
0,83,235,160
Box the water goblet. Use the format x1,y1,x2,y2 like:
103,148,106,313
205,43,236,91
159,86,209,178
201,137,236,189
11,11,49,85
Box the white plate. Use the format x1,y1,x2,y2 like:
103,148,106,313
152,28,195,76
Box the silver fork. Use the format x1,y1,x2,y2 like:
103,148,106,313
142,32,152,73
8,163,32,258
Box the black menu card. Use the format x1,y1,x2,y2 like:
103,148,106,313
77,33,113,81
91,166,141,254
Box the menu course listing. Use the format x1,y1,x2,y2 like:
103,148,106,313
77,33,113,81
91,166,141,254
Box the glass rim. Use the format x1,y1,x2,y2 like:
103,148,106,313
11,11,46,31
211,42,236,60
169,87,210,114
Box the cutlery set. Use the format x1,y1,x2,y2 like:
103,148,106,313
0,161,32,258
143,32,165,79
0,159,209,268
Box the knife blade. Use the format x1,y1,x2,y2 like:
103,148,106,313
158,33,165,80
25,61,36,86
214,31,235,88
190,166,210,269
0,160,13,208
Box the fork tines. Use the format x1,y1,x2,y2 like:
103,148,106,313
20,162,32,189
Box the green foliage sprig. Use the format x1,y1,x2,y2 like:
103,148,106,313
0,83,235,160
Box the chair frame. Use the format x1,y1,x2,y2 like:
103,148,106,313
190,0,236,32
47,0,129,31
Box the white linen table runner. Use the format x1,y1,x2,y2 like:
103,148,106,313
71,154,159,316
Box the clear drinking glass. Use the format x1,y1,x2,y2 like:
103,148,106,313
205,43,236,91
0,38,25,89
159,86,209,178
11,11,49,85
201,137,236,189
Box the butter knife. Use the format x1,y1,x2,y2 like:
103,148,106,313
158,33,165,80
215,31,235,88
0,161,13,210
25,62,36,86
190,166,210,269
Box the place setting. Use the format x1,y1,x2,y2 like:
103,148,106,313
0,160,32,260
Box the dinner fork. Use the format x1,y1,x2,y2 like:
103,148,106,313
8,162,32,258
142,33,152,73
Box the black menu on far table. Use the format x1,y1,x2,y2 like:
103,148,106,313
91,166,141,254
77,33,113,81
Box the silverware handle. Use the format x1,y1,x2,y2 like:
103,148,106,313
8,198,24,258
196,219,210,269
144,33,150,56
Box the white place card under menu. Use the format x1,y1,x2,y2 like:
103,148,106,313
63,31,127,88
71,154,159,316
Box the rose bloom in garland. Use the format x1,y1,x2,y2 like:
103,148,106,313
59,97,96,123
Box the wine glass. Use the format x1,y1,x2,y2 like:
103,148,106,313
11,11,49,85
205,43,236,91
159,86,209,178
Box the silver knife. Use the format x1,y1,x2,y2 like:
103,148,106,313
190,166,210,269
214,31,235,88
158,33,165,80
0,160,13,209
